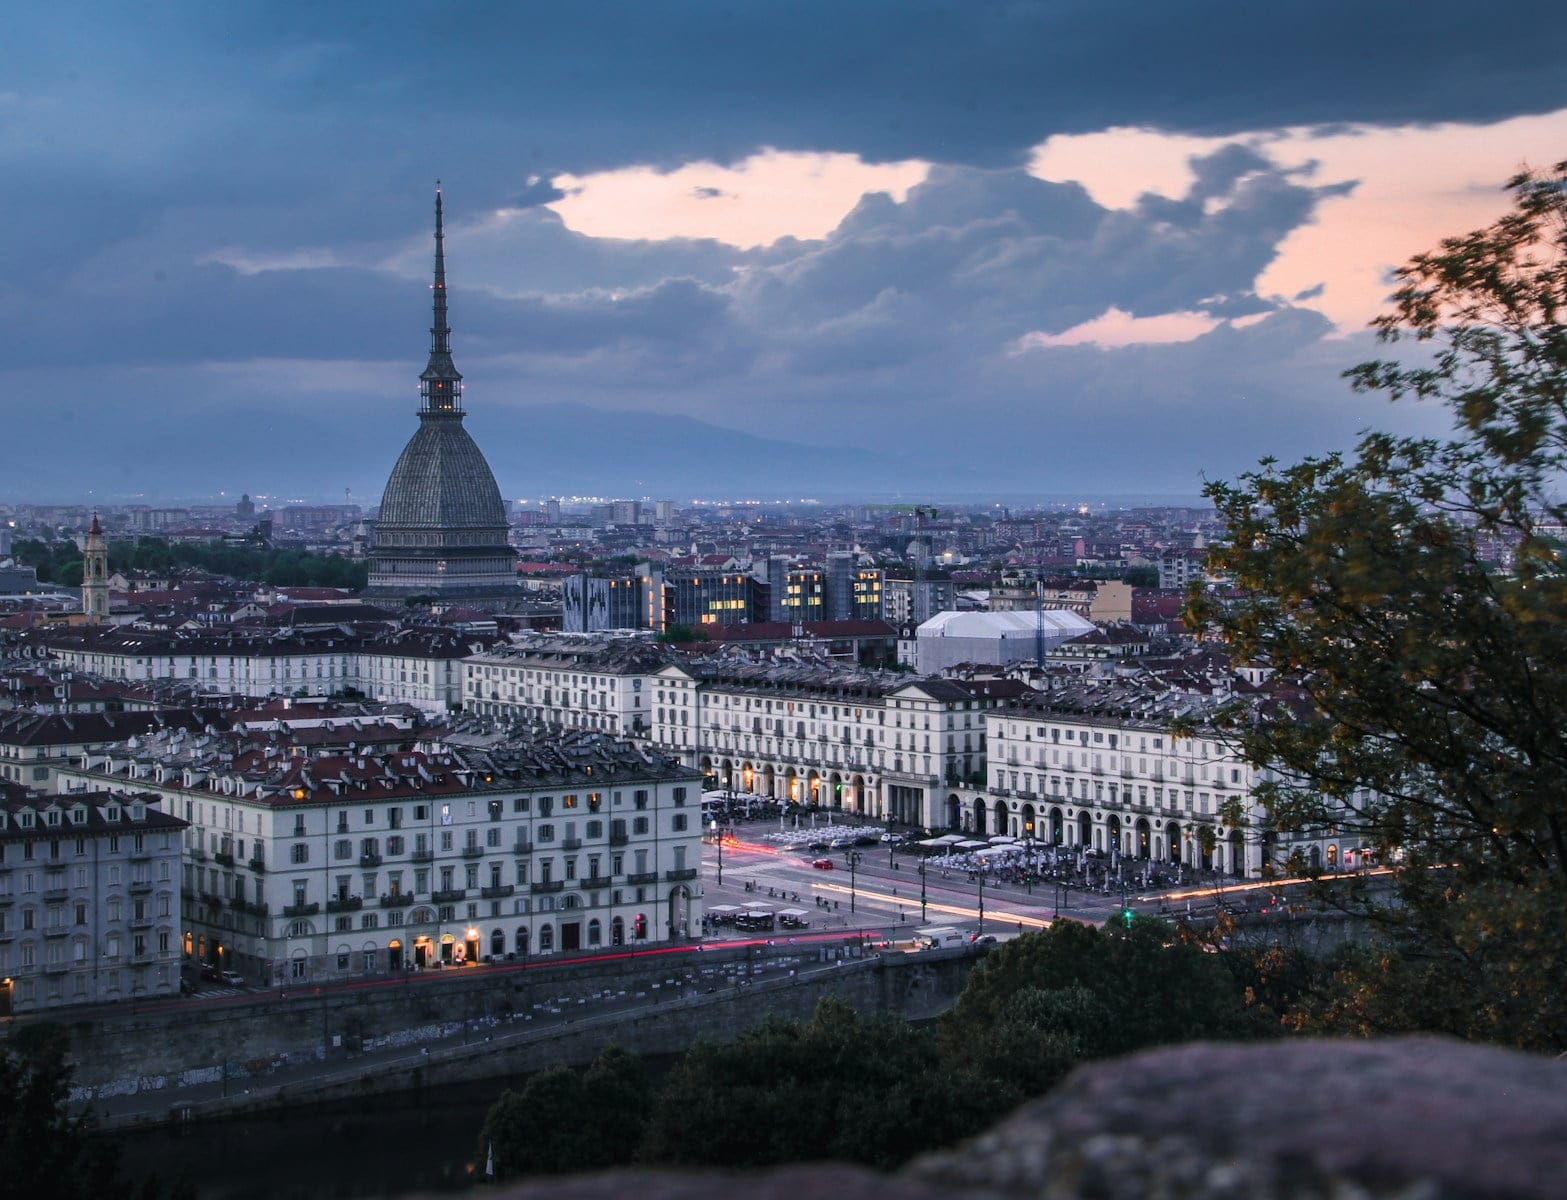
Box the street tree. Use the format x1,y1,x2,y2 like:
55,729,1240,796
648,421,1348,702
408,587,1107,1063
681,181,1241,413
1192,161,1567,1050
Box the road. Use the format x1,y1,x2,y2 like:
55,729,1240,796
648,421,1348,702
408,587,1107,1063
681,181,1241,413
703,819,1111,940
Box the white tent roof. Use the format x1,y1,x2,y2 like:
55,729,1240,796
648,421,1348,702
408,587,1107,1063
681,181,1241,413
915,609,1095,640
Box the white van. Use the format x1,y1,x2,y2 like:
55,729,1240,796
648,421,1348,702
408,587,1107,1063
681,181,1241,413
913,925,966,950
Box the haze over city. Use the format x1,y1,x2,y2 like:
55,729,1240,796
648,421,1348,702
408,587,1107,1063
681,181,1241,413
5,1,1567,501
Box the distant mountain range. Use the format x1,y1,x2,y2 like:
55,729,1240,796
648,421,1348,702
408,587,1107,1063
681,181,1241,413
8,399,994,505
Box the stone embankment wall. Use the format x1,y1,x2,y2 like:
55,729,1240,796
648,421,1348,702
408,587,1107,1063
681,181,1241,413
55,942,977,1123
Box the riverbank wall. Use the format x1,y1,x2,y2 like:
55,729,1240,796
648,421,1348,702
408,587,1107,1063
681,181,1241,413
44,941,980,1128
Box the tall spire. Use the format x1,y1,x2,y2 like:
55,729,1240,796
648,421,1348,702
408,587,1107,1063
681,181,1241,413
420,183,464,416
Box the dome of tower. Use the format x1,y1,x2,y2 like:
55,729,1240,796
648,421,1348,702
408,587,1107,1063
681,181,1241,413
377,416,507,532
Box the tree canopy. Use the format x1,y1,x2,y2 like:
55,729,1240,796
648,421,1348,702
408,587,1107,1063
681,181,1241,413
1192,162,1567,1051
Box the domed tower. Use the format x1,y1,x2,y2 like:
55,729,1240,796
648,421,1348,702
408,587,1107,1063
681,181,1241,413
366,189,516,600
82,512,109,622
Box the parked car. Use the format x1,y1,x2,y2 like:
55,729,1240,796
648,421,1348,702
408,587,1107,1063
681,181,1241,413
219,970,245,987
200,964,221,982
811,858,835,870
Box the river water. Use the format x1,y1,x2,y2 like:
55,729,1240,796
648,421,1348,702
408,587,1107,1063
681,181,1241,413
106,1078,511,1199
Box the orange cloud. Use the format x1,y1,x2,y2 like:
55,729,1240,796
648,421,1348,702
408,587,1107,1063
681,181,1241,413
1029,111,1567,334
546,148,929,248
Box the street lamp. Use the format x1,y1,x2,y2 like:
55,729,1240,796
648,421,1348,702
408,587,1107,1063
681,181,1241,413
919,858,927,922
711,818,723,887
1024,820,1035,895
847,850,863,914
977,867,985,935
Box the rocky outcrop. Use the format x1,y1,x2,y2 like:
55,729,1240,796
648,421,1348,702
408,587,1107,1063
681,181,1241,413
477,1037,1567,1200
912,1035,1567,1200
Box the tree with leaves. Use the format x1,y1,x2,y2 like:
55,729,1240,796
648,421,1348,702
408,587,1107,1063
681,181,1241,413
478,1045,653,1180
1192,162,1567,1051
941,918,1268,1089
0,1025,188,1200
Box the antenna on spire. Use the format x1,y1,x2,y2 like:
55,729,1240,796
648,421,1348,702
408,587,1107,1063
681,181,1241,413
420,183,463,416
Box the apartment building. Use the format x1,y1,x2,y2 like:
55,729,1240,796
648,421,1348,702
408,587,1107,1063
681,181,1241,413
463,636,671,737
651,660,1030,828
0,786,186,1014
53,726,703,985
31,625,497,714
983,677,1364,878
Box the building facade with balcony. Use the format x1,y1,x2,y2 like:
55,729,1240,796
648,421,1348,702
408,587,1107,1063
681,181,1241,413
0,786,186,1014
651,661,1029,829
462,636,672,737
51,726,703,986
29,625,497,715
983,677,1365,878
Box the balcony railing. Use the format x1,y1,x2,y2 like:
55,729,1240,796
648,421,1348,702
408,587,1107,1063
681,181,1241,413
530,880,565,894
480,884,515,899
412,848,434,862
326,896,363,913
230,897,268,916
608,832,629,847
282,902,320,918
214,851,235,868
579,876,612,890
665,868,698,882
247,858,267,874
432,888,467,904
626,871,658,885
360,853,383,867
460,845,483,858
561,837,583,850
379,893,415,909
512,840,533,855
129,879,153,893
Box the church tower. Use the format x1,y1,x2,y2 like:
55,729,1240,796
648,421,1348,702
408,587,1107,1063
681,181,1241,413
82,512,109,622
366,189,515,601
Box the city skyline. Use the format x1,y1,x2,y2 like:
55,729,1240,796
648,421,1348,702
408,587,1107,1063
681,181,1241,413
4,2,1566,501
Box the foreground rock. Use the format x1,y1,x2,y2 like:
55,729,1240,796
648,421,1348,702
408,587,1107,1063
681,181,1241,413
477,1037,1567,1200
911,1035,1567,1199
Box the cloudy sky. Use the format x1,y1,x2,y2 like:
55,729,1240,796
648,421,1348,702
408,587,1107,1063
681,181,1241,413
5,1,1566,503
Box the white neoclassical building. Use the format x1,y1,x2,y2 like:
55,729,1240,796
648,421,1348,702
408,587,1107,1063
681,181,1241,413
0,787,186,1014
462,635,668,737
52,725,703,985
31,624,497,715
983,677,1366,878
650,661,1031,829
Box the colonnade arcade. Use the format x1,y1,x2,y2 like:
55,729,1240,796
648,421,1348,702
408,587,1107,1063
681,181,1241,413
948,795,1255,877
702,755,882,818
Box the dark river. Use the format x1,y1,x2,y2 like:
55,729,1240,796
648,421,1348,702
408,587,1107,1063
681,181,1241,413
105,1077,516,1200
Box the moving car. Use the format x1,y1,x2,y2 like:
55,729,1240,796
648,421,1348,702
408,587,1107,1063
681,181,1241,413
811,858,835,870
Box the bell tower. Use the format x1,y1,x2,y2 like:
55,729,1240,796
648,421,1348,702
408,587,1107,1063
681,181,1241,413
82,512,109,622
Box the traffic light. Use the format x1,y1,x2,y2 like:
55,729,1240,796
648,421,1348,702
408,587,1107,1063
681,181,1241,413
1121,906,1135,930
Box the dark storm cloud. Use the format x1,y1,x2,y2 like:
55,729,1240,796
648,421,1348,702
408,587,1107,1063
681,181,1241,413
117,1,1567,173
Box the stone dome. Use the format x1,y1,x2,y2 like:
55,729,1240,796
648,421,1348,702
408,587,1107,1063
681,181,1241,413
377,413,507,533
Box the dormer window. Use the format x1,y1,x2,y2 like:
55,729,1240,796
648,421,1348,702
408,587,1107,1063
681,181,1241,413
105,805,121,822
18,811,35,829
45,810,61,827
131,803,146,822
